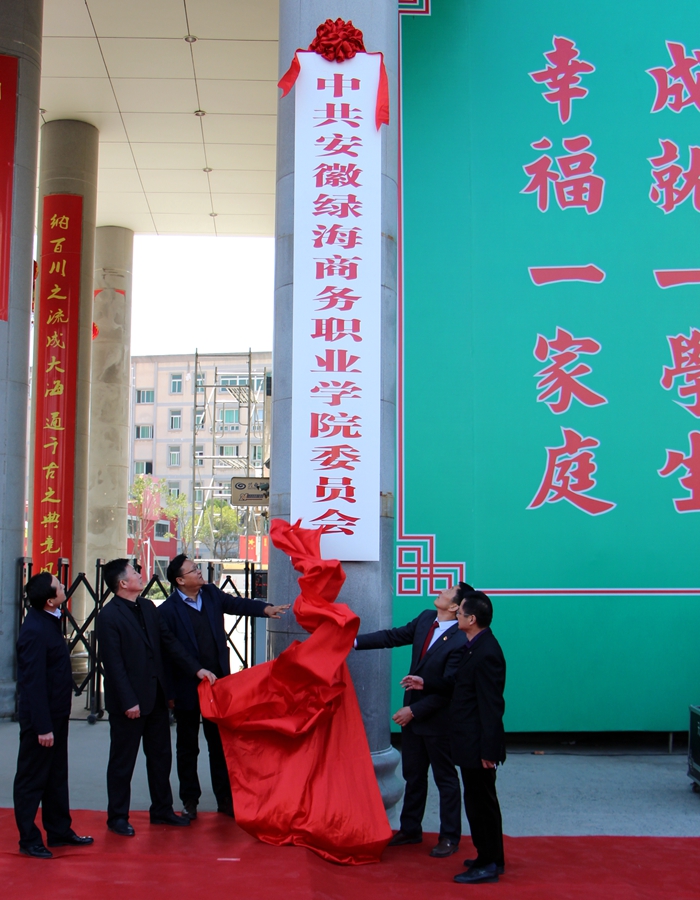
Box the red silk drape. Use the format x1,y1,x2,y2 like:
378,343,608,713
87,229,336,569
199,519,392,865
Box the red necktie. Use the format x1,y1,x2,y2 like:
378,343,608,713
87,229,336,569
419,620,439,660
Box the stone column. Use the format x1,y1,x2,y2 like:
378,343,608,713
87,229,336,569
269,0,401,807
30,119,98,622
0,0,42,718
87,226,134,574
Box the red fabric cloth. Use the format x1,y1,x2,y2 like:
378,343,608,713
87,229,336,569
199,519,392,865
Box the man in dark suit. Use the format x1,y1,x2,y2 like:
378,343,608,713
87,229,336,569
96,559,217,836
406,589,506,885
13,572,94,858
354,583,469,857
159,554,289,820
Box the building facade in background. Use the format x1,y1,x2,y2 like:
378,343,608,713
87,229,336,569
130,351,271,566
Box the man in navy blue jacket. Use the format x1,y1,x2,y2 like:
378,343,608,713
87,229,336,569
354,583,469,858
13,572,94,858
159,554,289,819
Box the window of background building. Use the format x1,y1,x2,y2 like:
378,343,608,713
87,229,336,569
219,408,239,425
215,480,231,497
168,446,181,467
196,373,205,393
155,557,170,581
135,425,153,439
194,445,204,466
252,445,263,462
219,374,247,387
134,461,153,475
154,520,170,540
136,389,154,404
218,444,239,457
170,373,183,394
169,409,182,430
127,516,139,538
194,486,204,504
167,481,180,498
195,409,205,428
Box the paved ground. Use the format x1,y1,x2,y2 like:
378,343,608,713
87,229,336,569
2,714,698,837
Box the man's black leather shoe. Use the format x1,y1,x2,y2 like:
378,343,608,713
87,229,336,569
150,811,190,826
454,863,499,884
19,844,53,859
430,838,460,858
387,830,422,846
183,801,198,820
463,858,505,875
47,832,94,847
107,819,135,837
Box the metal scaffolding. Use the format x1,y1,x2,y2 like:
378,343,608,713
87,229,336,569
189,350,269,561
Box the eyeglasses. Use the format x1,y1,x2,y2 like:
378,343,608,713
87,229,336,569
181,567,200,576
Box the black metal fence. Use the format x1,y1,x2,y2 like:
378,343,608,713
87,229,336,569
18,557,265,723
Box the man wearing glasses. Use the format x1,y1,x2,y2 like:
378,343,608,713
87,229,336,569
160,554,289,820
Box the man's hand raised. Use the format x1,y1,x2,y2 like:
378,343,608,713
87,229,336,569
264,604,291,619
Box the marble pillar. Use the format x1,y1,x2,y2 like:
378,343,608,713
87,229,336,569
30,119,98,623
87,226,134,573
269,0,401,808
0,0,42,718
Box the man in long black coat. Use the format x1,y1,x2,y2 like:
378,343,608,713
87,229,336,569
13,572,93,858
354,583,469,857
96,559,216,836
159,554,288,819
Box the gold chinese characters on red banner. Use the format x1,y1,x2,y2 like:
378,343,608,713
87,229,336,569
31,194,83,574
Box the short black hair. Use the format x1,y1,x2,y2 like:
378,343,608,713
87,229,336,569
25,572,57,611
103,558,130,595
461,590,493,628
167,554,188,588
453,582,475,605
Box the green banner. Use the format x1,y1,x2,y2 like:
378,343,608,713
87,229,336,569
396,0,700,730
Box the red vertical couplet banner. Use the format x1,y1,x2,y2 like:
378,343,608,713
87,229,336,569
31,194,83,574
0,55,18,321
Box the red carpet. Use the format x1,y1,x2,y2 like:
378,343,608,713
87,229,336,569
2,809,699,899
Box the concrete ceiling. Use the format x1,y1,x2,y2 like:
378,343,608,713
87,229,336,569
41,0,279,235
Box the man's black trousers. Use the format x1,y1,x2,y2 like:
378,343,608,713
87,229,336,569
106,693,174,824
400,727,461,842
460,766,504,867
13,716,72,848
173,706,232,810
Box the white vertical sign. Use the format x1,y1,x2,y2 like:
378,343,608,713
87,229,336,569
290,52,382,561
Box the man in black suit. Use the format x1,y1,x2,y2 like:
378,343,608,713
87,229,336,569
406,589,506,885
159,554,289,820
354,583,469,857
96,559,217,836
13,572,94,858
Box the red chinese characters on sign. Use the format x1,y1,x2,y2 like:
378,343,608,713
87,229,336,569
659,432,700,511
0,55,18,321
31,194,83,574
534,327,607,413
649,140,700,213
648,41,700,114
529,36,595,124
661,329,700,415
529,427,616,515
523,136,604,213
